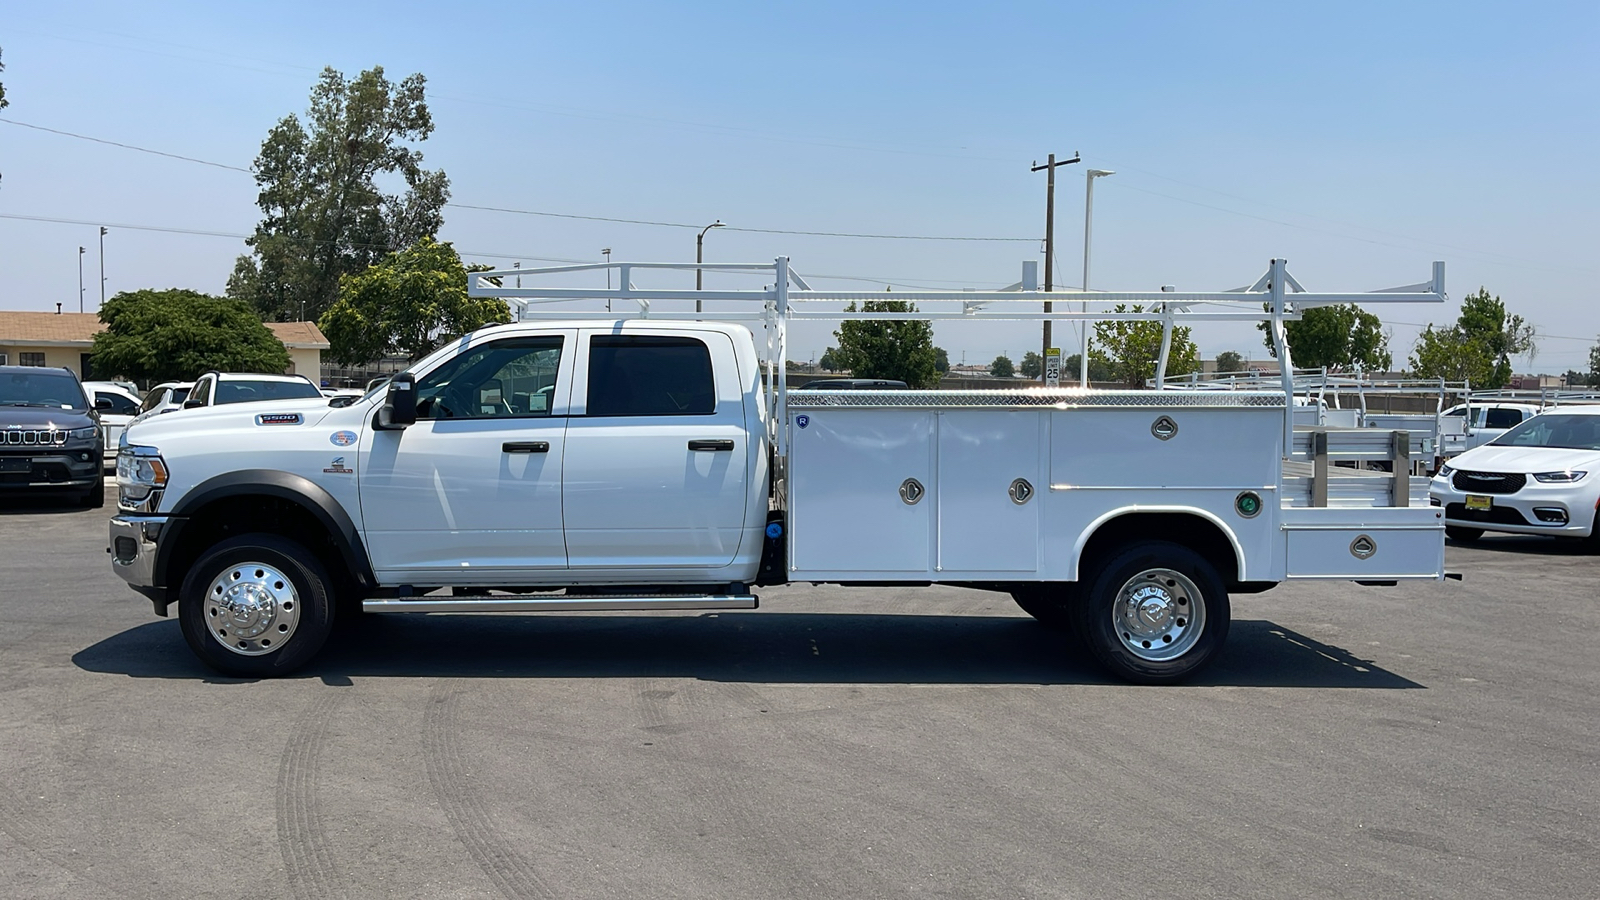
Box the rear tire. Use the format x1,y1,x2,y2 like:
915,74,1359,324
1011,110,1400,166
1072,541,1230,685
178,534,335,677
1445,526,1483,543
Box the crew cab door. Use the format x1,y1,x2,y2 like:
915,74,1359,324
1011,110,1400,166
358,332,574,583
561,329,749,569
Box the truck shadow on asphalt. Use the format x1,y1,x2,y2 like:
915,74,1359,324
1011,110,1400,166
73,613,1422,689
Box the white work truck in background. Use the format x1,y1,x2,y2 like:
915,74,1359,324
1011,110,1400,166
110,257,1450,684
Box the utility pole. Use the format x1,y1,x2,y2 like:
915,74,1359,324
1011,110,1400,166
78,247,86,313
98,227,108,307
1030,153,1080,371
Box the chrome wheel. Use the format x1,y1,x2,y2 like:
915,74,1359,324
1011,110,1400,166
203,561,300,656
1111,567,1206,662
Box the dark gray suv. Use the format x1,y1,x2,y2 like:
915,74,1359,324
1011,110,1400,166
0,366,106,507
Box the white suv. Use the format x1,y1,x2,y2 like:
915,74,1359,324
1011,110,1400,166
1430,407,1600,544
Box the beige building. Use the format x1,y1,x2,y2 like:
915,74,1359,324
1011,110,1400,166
0,311,328,383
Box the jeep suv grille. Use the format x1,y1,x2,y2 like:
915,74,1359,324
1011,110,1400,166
1451,470,1526,495
3,429,67,446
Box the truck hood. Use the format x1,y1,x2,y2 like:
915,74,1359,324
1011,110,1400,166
124,397,339,445
1449,443,1600,474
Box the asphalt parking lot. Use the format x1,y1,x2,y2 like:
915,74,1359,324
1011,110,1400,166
1,485,1596,900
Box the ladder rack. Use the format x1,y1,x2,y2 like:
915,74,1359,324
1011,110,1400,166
467,257,1447,458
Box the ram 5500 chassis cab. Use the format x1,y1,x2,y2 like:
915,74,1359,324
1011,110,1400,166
110,257,1450,683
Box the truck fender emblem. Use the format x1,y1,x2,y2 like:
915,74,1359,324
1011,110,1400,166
256,413,303,426
1151,416,1178,440
796,414,810,429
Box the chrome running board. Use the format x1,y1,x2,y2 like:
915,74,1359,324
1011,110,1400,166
363,594,758,614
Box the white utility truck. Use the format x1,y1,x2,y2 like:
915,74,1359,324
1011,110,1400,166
110,257,1449,683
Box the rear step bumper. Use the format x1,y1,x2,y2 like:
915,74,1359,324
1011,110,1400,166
363,594,758,614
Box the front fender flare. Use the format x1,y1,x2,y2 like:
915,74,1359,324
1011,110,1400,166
153,469,375,592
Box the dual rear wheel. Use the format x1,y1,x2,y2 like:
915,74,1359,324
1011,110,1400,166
1013,541,1230,684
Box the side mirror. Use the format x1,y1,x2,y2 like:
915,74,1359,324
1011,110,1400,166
95,397,113,410
328,396,356,408
183,399,204,409
378,373,417,429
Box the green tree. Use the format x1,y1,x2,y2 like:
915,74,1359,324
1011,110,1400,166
320,239,510,366
1090,305,1201,387
1214,350,1247,373
1408,288,1535,389
990,355,1015,378
228,65,448,324
934,347,950,375
1259,303,1391,371
91,289,290,384
818,347,841,372
1589,337,1600,385
832,301,940,388
1062,353,1115,384
1019,351,1042,380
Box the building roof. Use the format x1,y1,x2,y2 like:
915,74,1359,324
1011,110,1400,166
0,311,104,345
0,311,328,349
265,321,330,349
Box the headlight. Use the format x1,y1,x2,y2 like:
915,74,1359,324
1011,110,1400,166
117,445,169,512
1437,463,1454,477
1533,470,1587,483
69,425,99,442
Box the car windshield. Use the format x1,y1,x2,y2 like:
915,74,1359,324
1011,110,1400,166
215,380,322,404
0,371,88,409
1490,414,1600,451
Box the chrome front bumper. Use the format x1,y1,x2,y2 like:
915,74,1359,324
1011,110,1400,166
110,514,166,590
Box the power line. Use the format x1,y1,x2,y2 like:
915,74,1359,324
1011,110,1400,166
0,119,252,173
2,118,1036,243
0,212,591,265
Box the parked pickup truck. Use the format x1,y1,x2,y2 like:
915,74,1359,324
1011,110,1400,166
111,257,1450,684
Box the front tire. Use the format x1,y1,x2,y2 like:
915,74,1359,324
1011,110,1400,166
1072,541,1230,685
178,534,335,677
1445,526,1483,543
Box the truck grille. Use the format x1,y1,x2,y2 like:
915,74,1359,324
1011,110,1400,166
2,429,67,446
1451,470,1526,495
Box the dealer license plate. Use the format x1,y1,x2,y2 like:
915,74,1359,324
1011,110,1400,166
0,458,31,473
1465,494,1493,511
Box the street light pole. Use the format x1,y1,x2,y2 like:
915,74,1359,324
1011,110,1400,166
98,226,108,307
1031,153,1080,377
696,220,724,313
1081,169,1114,387
78,247,86,313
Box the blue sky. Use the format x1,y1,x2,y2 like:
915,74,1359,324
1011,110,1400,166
1,1,1596,370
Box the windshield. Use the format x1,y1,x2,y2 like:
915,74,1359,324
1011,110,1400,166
1,371,89,409
215,379,322,404
1490,414,1600,451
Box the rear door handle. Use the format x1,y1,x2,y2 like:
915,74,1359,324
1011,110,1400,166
502,441,550,453
688,439,735,451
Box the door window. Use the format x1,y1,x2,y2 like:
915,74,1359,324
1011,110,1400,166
585,336,714,416
95,391,140,416
1484,408,1523,429
414,337,565,420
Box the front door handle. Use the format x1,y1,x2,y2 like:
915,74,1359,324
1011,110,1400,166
502,441,550,453
688,439,735,451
